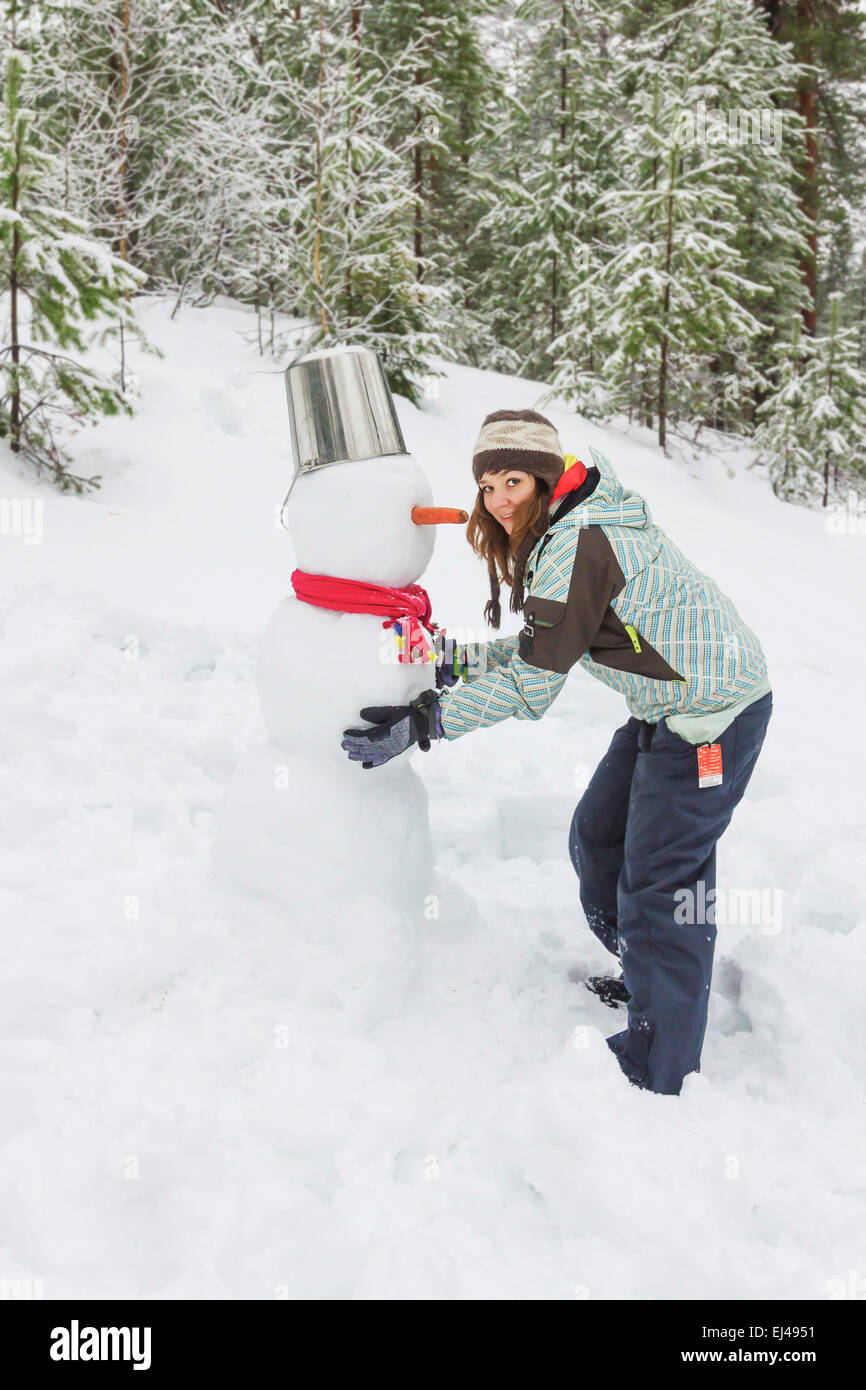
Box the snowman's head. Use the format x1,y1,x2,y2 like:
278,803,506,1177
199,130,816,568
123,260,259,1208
287,453,464,587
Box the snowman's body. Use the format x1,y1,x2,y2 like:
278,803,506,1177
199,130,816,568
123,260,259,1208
214,455,440,955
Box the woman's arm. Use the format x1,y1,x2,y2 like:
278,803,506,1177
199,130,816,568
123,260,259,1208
436,558,570,738
435,521,620,740
436,652,567,739
463,633,520,679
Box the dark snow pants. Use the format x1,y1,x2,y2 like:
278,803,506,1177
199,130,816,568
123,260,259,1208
568,692,773,1095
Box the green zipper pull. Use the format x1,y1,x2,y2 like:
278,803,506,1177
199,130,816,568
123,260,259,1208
624,623,642,653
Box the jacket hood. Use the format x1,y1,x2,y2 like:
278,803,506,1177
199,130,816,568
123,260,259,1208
551,446,651,530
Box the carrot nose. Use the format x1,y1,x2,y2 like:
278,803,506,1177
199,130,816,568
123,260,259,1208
411,506,469,525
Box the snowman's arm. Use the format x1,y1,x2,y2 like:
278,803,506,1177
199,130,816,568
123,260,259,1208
436,654,567,739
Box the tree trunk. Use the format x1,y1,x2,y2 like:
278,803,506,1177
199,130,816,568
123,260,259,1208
756,0,819,331
9,222,21,453
560,1,568,146
796,0,818,333
314,2,328,335
9,83,22,453
414,67,424,281
344,1,363,318
658,162,676,451
552,0,568,346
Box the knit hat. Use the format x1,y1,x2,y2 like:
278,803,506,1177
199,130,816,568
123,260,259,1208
472,409,565,629
472,409,565,493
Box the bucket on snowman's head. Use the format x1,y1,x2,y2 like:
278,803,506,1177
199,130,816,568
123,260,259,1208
279,345,407,528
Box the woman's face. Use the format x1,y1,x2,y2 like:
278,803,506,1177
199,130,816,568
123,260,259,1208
478,469,536,536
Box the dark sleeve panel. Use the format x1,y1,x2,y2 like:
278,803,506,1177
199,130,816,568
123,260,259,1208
518,526,625,676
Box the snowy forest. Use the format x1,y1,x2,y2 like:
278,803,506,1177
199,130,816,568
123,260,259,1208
3,0,866,1315
2,0,866,505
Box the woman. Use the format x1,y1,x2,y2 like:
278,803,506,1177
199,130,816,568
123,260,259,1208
341,409,773,1096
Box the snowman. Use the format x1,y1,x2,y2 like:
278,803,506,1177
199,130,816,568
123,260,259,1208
213,346,467,1009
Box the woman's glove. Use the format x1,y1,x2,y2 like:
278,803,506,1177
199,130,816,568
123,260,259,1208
341,688,444,769
433,633,468,689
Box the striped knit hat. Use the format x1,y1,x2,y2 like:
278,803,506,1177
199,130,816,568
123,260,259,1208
472,409,565,492
472,409,565,629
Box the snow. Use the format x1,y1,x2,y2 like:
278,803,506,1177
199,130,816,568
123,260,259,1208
1,295,864,1300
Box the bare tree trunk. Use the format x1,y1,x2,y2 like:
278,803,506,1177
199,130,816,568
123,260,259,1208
657,143,676,450
345,0,363,316
414,69,424,281
107,0,132,388
8,0,22,451
460,101,472,311
116,0,130,264
797,0,818,332
550,0,569,347
314,2,329,335
825,327,836,504
10,218,21,453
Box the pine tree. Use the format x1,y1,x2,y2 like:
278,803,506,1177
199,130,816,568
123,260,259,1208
546,0,811,449
755,0,866,334
467,0,619,383
753,291,866,506
360,0,504,369
0,34,144,489
263,0,451,404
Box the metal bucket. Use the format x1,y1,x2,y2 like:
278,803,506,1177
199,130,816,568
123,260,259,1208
280,345,407,524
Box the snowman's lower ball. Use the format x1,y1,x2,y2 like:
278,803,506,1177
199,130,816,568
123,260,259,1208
213,738,435,925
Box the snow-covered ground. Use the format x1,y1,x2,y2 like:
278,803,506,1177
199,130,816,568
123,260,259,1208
1,297,864,1300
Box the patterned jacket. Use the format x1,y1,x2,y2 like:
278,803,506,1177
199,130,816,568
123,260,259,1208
437,446,768,740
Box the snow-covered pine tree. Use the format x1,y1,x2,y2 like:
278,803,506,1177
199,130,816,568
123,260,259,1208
120,4,278,319
34,0,277,322
750,316,812,503
468,0,618,385
360,0,504,371
161,17,279,319
265,0,451,405
547,0,810,450
234,0,312,355
24,0,158,390
753,291,866,506
0,31,144,489
754,0,866,335
32,0,124,236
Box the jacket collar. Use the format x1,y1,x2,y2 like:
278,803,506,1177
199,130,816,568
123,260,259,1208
550,453,588,502
549,464,600,522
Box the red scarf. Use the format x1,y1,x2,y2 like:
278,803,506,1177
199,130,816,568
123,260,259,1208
290,569,438,664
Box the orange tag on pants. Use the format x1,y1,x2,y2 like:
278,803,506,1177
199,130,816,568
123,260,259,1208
697,743,723,788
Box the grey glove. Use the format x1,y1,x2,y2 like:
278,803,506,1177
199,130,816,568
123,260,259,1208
340,688,444,769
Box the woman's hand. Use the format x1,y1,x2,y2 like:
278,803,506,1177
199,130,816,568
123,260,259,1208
433,633,467,689
341,689,443,768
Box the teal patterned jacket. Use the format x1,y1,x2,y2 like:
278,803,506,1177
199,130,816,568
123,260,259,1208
437,447,768,741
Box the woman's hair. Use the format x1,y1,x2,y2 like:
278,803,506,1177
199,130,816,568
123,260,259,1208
466,472,552,629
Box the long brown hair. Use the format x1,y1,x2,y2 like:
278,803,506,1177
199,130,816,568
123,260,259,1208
466,474,553,629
